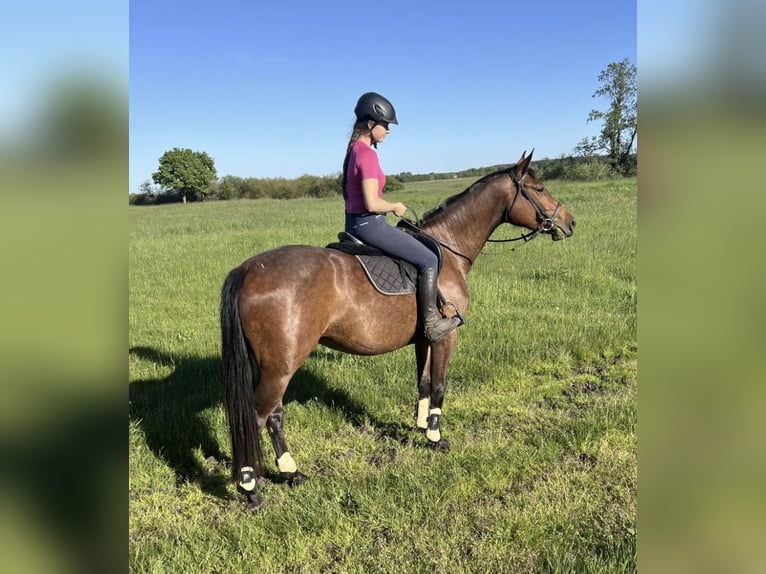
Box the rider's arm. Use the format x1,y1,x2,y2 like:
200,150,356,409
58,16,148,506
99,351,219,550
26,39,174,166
362,179,406,216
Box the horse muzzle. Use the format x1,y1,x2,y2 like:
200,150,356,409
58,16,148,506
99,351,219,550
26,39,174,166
549,214,575,241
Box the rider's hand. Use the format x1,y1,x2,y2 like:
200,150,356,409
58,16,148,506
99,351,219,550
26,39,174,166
392,203,407,217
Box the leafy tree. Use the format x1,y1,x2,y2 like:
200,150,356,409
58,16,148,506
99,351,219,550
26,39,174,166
152,148,217,201
575,58,637,175
138,179,159,195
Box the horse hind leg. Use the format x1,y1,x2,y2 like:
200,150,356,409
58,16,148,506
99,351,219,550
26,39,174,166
265,403,308,487
254,365,312,485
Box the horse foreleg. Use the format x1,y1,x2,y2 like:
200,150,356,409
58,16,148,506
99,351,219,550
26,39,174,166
265,403,308,487
414,341,431,432
425,335,457,451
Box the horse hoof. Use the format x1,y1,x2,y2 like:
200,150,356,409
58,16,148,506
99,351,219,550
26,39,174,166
245,491,266,511
428,439,450,452
283,471,308,487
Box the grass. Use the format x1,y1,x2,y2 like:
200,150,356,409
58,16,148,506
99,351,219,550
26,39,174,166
129,177,636,573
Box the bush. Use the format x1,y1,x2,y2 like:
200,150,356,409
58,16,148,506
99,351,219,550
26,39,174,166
154,191,184,204
212,175,243,200
295,175,340,198
568,157,615,180
129,193,155,205
204,174,341,200
128,191,185,205
383,176,404,192
536,156,616,181
239,177,269,199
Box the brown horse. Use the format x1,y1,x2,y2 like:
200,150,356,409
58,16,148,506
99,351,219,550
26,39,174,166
220,150,575,509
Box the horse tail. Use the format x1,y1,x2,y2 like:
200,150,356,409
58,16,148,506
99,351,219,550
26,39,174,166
220,265,264,486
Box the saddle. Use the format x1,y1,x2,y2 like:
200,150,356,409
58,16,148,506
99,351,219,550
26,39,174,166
325,223,443,297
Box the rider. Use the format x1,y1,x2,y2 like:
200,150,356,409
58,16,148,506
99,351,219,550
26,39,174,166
342,92,461,342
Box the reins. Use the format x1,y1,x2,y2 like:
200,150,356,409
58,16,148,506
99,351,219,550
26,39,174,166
400,207,476,266
439,239,476,266
405,226,482,267
400,167,562,262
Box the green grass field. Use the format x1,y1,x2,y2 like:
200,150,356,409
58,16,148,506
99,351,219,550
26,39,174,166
129,177,636,573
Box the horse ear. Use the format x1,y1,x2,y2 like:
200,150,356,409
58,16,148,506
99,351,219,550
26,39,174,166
514,151,526,176
515,148,534,176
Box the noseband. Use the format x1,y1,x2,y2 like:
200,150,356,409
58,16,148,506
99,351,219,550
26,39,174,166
486,168,562,245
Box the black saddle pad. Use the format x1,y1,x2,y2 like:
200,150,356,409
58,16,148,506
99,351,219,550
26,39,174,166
325,232,463,325
355,255,417,296
325,237,417,295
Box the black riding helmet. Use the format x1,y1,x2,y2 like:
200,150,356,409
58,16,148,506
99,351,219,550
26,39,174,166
354,92,398,125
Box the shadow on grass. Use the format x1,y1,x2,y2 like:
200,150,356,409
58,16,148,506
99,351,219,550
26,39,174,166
129,346,417,499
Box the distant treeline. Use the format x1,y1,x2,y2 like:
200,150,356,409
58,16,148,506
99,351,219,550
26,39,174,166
396,153,636,183
129,154,635,205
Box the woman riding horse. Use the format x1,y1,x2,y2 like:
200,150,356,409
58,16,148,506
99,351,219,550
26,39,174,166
221,139,576,509
342,92,461,342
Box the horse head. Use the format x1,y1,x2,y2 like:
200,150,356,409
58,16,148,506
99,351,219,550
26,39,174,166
506,149,576,241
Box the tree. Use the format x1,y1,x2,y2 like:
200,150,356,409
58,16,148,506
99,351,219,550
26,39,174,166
575,58,637,175
139,179,158,195
152,148,217,201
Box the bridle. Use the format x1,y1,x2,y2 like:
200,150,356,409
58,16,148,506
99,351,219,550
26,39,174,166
486,168,562,245
401,167,563,265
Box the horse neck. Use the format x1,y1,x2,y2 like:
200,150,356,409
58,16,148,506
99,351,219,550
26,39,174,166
422,178,509,268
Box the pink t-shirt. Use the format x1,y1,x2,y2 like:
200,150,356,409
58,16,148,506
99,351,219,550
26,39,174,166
345,140,386,214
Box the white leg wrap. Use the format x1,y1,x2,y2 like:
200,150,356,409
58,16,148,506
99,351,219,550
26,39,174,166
426,408,442,442
416,398,430,429
238,466,256,492
277,452,298,474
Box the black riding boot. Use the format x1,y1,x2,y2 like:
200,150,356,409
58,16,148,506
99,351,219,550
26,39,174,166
417,268,461,342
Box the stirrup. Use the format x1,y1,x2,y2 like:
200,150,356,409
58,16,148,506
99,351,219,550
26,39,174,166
439,301,465,327
424,314,462,342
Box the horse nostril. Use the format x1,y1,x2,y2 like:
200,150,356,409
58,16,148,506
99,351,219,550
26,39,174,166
571,219,576,228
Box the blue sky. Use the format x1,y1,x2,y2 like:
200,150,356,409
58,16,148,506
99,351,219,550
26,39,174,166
129,0,636,192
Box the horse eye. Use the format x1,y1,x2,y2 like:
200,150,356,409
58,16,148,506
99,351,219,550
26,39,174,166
534,186,545,194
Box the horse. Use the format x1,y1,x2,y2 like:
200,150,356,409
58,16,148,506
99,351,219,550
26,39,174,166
220,150,575,509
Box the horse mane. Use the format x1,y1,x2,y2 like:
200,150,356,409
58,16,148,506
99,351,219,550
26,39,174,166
421,168,511,223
